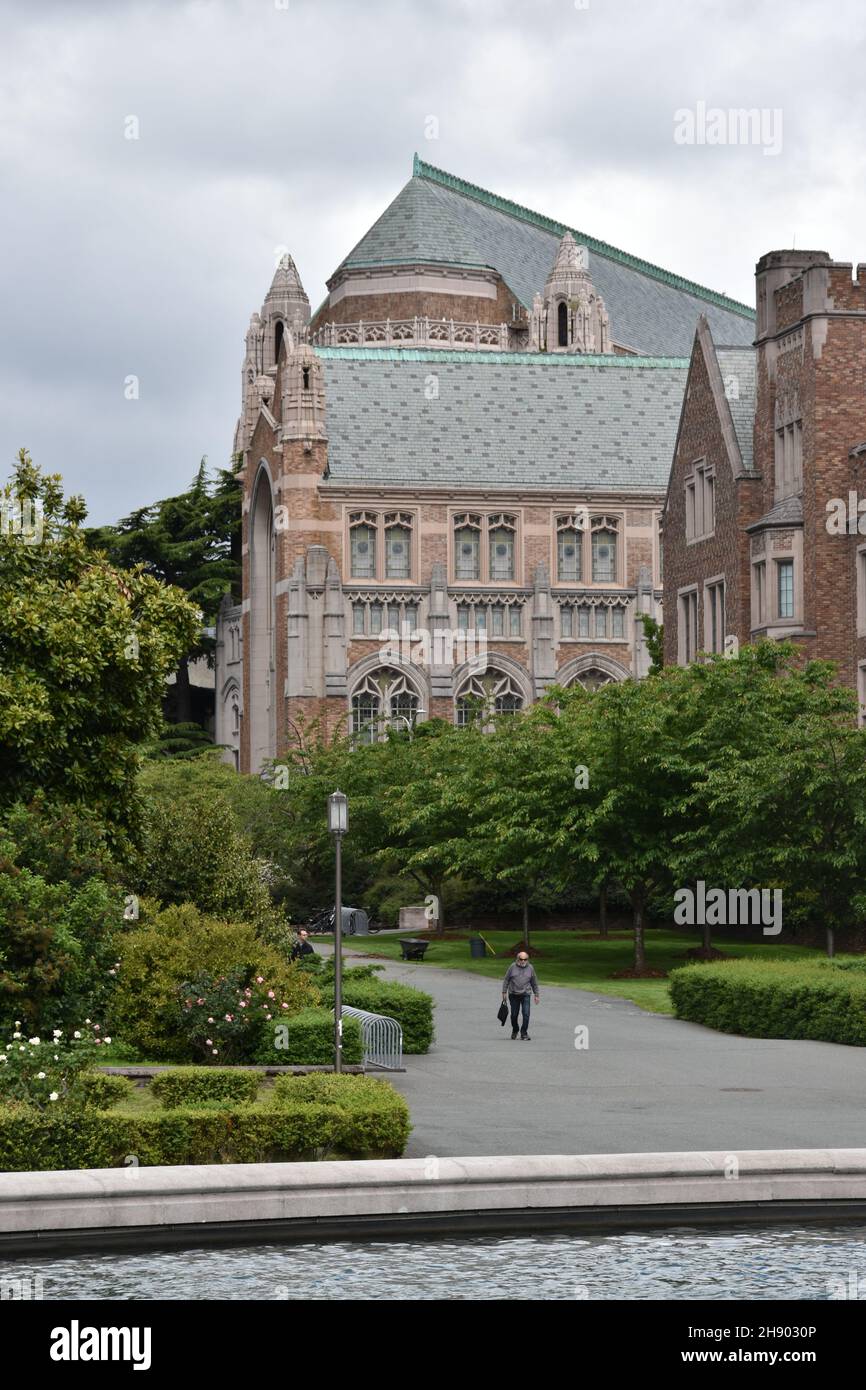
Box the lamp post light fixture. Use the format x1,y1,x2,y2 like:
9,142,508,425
391,708,426,737
328,790,348,1073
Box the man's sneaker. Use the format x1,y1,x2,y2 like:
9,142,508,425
510,1029,518,1040
521,1034,531,1041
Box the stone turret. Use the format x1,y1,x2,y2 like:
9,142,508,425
235,254,312,455
531,232,611,354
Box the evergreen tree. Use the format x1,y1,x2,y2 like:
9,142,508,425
87,460,242,722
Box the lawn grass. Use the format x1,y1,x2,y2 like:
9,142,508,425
333,929,821,1015
112,1077,275,1115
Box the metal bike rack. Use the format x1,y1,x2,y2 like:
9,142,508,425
338,1005,403,1071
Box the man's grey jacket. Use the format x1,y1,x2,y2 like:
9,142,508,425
502,960,539,997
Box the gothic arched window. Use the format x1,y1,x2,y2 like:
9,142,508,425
455,670,524,728
350,669,421,743
454,514,482,581
557,301,568,347
591,516,620,583
349,511,378,580
274,320,284,360
384,512,412,580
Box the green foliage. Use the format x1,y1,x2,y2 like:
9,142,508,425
669,958,866,1045
0,451,199,852
0,1022,112,1110
258,1007,363,1065
141,723,214,760
0,799,125,1032
106,903,318,1061
135,759,273,927
177,968,302,1064
0,1095,410,1170
71,1072,133,1110
150,1068,259,1108
636,613,664,674
273,1072,407,1114
320,978,435,1054
87,462,242,726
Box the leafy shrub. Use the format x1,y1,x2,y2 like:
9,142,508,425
150,1068,259,1108
71,1072,133,1110
319,978,434,1054
669,959,866,1046
0,1022,114,1110
0,1096,410,1170
274,1072,401,1108
253,1007,363,1066
177,968,305,1064
135,773,272,927
106,903,318,1061
0,798,125,1033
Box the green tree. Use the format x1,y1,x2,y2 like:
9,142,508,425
87,460,241,723
0,798,125,1032
0,451,199,853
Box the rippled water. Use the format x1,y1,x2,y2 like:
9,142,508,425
4,1224,866,1300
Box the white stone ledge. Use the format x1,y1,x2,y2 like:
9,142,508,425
3,1150,866,1245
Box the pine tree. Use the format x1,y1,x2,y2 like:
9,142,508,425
87,460,241,723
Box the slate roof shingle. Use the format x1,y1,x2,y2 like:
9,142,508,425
335,160,756,359
319,349,688,494
716,346,757,472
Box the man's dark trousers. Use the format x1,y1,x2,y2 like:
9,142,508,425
509,992,531,1036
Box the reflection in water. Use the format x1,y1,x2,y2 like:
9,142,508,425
3,1224,866,1300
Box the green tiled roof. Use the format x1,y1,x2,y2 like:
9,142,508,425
319,349,687,493
333,157,755,359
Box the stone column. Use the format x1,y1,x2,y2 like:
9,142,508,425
531,561,556,697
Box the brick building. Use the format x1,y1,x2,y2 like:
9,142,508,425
216,157,754,772
663,250,866,717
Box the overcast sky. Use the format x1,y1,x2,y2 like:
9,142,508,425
1,0,864,523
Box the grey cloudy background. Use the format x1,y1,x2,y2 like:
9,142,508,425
1,0,864,523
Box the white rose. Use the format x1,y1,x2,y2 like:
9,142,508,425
36,1072,46,1079
49,1093,59,1102
12,1033,21,1040
104,1037,111,1044
73,1032,81,1039
28,1037,39,1046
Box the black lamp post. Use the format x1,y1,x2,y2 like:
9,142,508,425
327,790,348,1073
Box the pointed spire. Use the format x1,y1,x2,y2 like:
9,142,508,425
262,251,311,343
551,231,588,276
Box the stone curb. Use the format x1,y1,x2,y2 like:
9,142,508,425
2,1149,866,1253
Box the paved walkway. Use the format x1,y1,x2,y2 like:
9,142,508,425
336,950,866,1159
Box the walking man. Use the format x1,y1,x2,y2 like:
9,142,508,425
502,952,540,1040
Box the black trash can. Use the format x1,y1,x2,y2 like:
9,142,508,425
469,938,486,960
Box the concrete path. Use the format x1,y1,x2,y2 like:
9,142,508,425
338,951,866,1159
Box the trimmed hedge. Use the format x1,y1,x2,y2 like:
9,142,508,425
320,980,435,1054
669,959,866,1046
251,1008,363,1066
72,1073,134,1110
0,1095,410,1171
150,1068,259,1108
